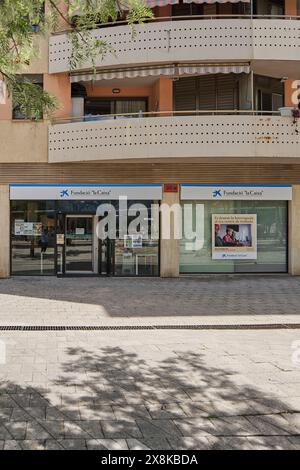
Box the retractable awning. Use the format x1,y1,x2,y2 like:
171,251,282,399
70,63,250,83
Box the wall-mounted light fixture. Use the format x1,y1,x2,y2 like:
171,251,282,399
112,88,121,94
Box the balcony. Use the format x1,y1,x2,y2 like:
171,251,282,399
49,17,300,75
48,111,300,163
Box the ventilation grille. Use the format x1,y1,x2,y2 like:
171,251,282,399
0,324,299,331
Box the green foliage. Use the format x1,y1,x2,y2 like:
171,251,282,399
0,0,152,118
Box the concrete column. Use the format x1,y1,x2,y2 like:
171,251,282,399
160,190,180,278
289,185,300,275
0,185,10,278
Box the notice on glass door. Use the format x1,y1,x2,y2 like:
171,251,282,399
212,214,257,260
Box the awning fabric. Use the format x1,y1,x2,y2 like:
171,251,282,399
144,0,250,6
70,63,250,83
178,63,250,75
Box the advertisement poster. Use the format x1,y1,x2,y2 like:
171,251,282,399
33,223,42,237
212,214,257,260
14,220,25,236
124,235,143,249
14,221,42,236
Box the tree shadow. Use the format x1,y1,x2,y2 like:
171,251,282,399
0,344,299,450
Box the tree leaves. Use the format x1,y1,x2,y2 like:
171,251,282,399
0,0,152,118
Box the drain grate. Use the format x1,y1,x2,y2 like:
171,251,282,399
0,324,299,331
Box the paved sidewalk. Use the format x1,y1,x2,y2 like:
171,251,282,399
0,275,299,326
0,328,300,450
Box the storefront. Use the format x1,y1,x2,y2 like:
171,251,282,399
9,183,294,277
10,184,162,277
180,185,292,274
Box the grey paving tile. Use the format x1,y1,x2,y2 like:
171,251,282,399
60,439,87,450
86,439,128,450
3,422,27,440
19,440,46,450
167,436,213,450
246,415,293,436
3,440,22,450
10,407,46,421
25,421,55,440
136,418,183,438
101,420,143,439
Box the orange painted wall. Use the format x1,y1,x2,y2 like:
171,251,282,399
152,78,173,112
44,73,72,118
84,78,173,114
84,84,155,111
0,94,12,120
285,79,299,107
285,0,298,15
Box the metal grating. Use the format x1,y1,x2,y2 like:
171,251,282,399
0,324,299,331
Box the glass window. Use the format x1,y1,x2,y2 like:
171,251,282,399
84,98,147,119
11,201,56,275
180,200,288,273
113,200,159,277
12,75,44,120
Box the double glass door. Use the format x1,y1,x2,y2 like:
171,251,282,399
56,213,159,276
61,215,112,275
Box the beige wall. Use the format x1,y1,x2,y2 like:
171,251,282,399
160,190,180,278
0,121,47,163
0,185,10,278
289,185,300,275
21,35,49,75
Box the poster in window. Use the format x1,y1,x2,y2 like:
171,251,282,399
23,222,34,236
212,214,257,260
33,223,42,236
124,234,143,249
14,220,25,236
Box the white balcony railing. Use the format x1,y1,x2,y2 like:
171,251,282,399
49,17,300,73
48,111,300,163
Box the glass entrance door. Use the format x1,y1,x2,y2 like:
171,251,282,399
65,216,93,273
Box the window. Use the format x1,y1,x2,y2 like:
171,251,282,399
253,0,284,16
11,200,56,275
255,75,284,112
180,200,288,274
12,74,44,120
84,98,148,119
174,74,240,112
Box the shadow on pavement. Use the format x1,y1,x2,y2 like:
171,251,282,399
0,275,300,318
0,345,299,449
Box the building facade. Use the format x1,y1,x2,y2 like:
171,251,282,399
1,0,300,278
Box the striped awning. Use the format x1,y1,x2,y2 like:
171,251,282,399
179,63,250,75
144,0,250,6
70,63,250,82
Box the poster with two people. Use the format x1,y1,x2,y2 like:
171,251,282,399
212,214,257,260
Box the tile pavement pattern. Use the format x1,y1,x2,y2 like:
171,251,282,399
0,276,300,449
0,327,300,450
0,275,300,326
